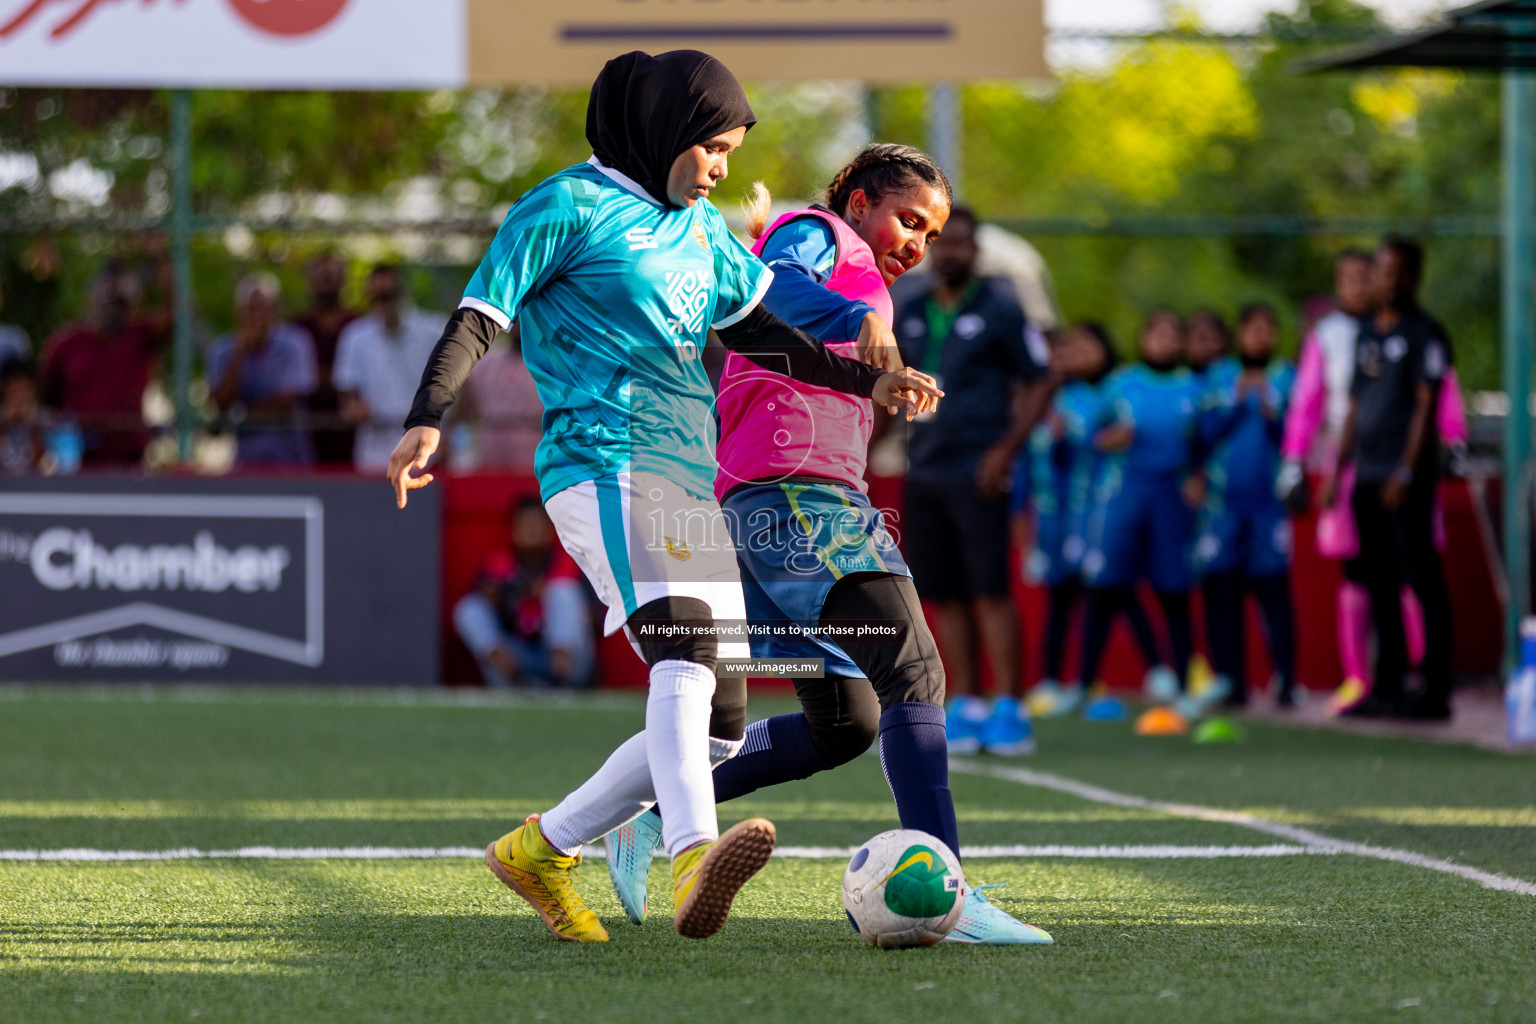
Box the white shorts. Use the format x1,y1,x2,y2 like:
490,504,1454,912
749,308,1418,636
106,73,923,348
544,471,750,661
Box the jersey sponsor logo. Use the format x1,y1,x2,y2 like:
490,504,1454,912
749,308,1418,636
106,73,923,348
664,269,711,337
1424,339,1447,378
1383,336,1408,362
625,227,659,251
1024,324,1050,367
954,313,986,339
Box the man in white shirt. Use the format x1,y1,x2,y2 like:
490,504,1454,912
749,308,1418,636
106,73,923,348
333,264,445,472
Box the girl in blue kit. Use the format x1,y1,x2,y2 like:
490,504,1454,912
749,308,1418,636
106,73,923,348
1025,323,1170,716
1078,310,1205,700
1197,302,1297,707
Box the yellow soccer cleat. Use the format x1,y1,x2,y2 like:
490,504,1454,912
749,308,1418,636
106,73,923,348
484,814,609,943
671,818,776,939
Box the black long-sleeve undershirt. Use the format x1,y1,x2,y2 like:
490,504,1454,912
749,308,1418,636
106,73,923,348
403,303,884,431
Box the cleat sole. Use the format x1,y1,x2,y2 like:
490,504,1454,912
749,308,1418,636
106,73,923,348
484,842,589,943
674,819,775,939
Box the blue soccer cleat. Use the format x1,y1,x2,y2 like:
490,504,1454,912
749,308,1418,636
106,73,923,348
603,807,663,924
946,696,988,755
981,697,1036,756
943,884,1054,945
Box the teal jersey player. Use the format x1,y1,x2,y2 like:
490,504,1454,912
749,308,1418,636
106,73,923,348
462,157,769,502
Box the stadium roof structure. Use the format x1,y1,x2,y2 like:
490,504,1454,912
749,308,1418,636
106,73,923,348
1306,0,1536,667
1300,0,1536,72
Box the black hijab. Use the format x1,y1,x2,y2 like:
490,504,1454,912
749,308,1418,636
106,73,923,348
586,50,756,208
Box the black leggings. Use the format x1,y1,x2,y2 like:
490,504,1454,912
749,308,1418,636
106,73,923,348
1045,579,1161,681
709,571,945,767
1080,587,1192,689
1203,571,1296,698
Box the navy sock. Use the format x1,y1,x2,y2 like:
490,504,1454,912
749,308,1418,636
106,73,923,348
711,712,830,805
877,702,961,860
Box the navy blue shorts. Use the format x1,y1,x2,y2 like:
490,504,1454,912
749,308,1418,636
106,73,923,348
1082,473,1195,592
725,481,909,679
1197,500,1292,577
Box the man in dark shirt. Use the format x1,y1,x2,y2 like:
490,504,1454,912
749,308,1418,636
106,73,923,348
293,252,359,465
1324,238,1454,720
40,263,169,467
893,207,1052,753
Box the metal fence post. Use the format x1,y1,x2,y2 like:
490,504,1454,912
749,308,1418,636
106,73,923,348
927,82,962,199
1502,69,1535,671
170,88,194,463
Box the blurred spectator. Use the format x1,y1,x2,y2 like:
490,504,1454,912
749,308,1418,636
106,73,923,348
451,319,543,472
1185,309,1229,379
293,252,360,465
0,280,31,365
893,206,1052,754
453,496,595,689
333,264,444,473
1197,303,1297,708
1,359,44,475
39,262,169,467
207,272,318,466
1326,239,1455,721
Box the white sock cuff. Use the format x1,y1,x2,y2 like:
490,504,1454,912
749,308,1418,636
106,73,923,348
649,658,717,698
708,735,743,765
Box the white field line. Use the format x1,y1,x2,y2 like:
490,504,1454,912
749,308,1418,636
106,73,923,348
0,843,1324,863
952,761,1536,897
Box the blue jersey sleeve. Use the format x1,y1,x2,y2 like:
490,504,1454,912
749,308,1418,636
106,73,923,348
461,172,598,329
704,203,773,330
757,217,874,342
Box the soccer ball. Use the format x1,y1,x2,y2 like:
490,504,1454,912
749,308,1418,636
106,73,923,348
842,829,966,948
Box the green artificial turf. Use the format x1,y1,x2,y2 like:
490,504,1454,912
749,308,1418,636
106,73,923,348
1,686,1533,1024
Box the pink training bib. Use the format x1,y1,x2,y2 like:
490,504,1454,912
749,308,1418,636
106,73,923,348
714,206,893,499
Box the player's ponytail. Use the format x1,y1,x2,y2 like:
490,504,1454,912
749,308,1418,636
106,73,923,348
825,144,953,217
742,181,774,240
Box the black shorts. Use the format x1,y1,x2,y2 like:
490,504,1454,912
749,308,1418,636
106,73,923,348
902,479,1012,603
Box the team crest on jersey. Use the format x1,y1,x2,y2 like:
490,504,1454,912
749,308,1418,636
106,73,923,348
664,269,711,336
664,537,692,561
693,223,709,251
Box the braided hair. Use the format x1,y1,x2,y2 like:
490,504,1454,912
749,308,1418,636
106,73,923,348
743,143,953,240
826,143,952,217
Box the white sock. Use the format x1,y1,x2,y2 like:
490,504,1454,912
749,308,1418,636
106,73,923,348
538,731,655,855
537,729,744,856
646,659,718,858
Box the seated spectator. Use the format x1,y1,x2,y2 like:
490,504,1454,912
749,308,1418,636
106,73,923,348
451,319,543,472
333,263,444,473
207,272,318,466
0,280,30,365
453,496,595,689
39,262,169,467
293,251,360,465
0,359,44,475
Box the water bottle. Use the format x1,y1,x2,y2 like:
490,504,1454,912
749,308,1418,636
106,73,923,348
1508,617,1536,746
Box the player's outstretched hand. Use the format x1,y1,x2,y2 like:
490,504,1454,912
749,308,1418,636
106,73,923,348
857,312,904,373
388,426,440,509
872,366,943,420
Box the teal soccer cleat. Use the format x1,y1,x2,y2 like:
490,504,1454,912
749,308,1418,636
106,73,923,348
943,884,1054,945
603,807,663,924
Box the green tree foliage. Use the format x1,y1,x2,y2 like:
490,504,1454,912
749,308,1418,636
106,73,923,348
0,1,1510,387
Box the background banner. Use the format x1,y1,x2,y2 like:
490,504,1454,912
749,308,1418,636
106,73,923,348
0,477,440,684
0,0,1042,88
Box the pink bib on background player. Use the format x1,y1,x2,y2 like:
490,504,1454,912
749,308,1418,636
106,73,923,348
714,206,893,500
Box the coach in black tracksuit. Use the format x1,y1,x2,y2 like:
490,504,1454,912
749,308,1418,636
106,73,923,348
1323,238,1455,720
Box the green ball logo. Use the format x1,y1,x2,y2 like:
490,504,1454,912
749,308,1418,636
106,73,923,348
879,845,958,917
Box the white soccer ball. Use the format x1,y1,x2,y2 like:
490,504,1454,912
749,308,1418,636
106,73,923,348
842,829,966,948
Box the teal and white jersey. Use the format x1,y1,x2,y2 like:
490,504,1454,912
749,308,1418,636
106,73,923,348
460,157,772,502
